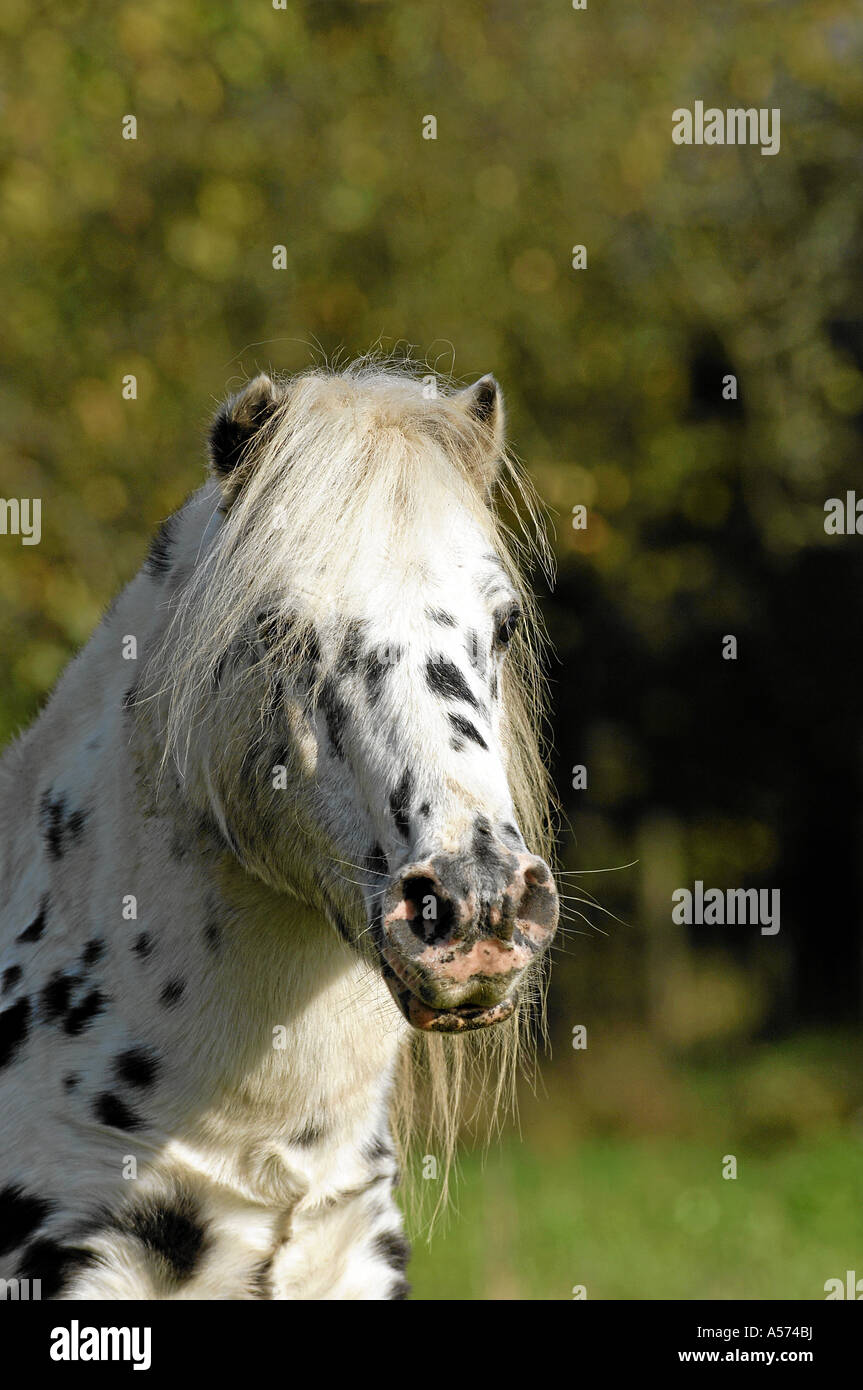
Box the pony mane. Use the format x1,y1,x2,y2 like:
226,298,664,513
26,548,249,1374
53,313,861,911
148,359,557,1221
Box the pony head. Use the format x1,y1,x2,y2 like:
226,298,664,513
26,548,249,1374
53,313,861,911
151,364,558,1034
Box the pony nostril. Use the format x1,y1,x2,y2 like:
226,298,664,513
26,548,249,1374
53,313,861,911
401,874,455,945
523,858,549,887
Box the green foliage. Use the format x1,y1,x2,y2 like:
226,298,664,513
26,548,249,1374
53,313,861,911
1,1,859,735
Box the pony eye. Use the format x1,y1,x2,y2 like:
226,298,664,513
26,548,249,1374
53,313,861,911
494,604,521,649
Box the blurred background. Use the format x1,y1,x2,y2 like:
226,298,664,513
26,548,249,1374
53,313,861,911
1,0,862,1298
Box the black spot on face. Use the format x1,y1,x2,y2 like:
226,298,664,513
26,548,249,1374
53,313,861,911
500,822,524,850
448,714,488,750
160,979,185,1007
17,896,48,943
465,629,485,673
64,990,106,1037
81,938,106,967
366,844,388,878
94,1092,142,1131
364,649,389,705
473,814,493,846
132,933,153,960
143,514,178,578
116,1192,207,1282
2,965,22,995
389,770,413,841
0,1184,53,1255
0,998,30,1070
427,608,456,627
319,675,348,759
425,655,478,709
63,1074,80,1091
114,1046,160,1090
336,619,366,674
15,1238,94,1299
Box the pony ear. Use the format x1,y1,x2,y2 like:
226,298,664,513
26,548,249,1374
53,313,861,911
455,375,506,485
209,374,281,481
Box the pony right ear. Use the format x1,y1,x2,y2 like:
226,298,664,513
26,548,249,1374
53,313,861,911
209,375,281,481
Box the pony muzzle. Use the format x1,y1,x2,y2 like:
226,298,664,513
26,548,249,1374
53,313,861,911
379,852,558,1032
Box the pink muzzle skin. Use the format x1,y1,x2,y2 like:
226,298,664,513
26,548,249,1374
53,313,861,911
380,852,558,1032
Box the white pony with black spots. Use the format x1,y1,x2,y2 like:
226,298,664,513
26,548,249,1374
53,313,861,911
0,363,558,1299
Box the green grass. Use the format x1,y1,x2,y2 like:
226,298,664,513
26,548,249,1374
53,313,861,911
407,1135,863,1300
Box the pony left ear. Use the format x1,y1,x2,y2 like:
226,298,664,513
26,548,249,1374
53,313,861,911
209,374,281,481
456,375,506,484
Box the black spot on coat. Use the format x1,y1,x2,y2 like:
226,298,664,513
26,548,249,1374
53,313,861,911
0,1184,53,1255
160,979,185,1007
38,791,88,861
116,1191,207,1281
0,998,30,1069
374,1229,411,1274
93,1092,142,1131
15,1238,95,1299
81,939,106,967
132,933,153,959
41,971,80,1022
17,897,48,943
1,964,22,994
364,650,388,705
63,990,106,1036
114,1047,160,1089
